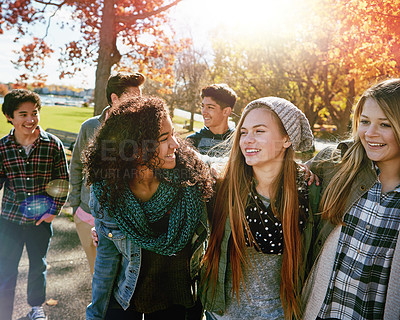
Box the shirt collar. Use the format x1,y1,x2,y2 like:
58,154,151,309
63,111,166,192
99,105,111,122
204,126,232,138
4,128,14,145
4,126,48,146
37,126,51,142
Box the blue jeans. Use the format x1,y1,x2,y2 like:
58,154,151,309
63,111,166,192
0,218,53,320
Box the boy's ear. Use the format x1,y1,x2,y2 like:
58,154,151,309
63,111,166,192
110,93,119,106
223,107,232,117
5,114,13,122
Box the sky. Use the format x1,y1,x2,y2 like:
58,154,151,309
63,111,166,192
0,0,301,89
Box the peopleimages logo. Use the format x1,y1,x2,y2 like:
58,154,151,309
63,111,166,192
19,179,69,220
99,139,159,161
90,167,195,181
20,195,54,220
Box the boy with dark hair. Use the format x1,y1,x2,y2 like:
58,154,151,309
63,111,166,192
105,72,145,106
186,83,237,156
0,89,69,320
68,72,145,275
2,89,42,124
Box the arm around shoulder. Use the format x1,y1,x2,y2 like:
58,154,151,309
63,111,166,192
305,145,339,178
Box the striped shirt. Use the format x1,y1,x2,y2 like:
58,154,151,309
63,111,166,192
0,127,69,224
318,171,400,319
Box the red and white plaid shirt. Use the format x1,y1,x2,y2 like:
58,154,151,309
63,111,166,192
0,127,69,224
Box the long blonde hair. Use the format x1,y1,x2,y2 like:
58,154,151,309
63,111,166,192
320,78,400,224
203,102,305,319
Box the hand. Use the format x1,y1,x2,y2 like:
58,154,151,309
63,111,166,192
299,163,320,186
210,162,226,180
91,227,99,247
210,167,219,180
36,213,56,225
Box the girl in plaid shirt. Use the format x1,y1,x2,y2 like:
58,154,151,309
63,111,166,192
302,79,400,320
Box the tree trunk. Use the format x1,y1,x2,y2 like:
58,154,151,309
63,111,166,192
336,78,355,137
93,0,122,115
304,103,318,132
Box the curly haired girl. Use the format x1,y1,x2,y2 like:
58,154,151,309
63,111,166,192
84,96,213,319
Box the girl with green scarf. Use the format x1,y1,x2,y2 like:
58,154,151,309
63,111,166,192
83,96,213,319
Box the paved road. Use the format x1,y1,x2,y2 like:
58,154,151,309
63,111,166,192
11,212,92,320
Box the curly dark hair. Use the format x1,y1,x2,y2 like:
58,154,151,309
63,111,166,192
83,96,213,210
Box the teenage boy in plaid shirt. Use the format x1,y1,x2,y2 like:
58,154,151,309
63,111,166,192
0,89,69,320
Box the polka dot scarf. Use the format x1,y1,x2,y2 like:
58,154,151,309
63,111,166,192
244,171,309,254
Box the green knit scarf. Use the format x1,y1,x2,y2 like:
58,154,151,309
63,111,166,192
92,169,204,256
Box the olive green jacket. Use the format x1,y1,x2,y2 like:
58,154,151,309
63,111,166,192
200,183,321,315
302,142,400,320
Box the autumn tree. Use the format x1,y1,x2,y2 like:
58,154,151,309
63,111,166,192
336,0,400,78
0,84,9,96
0,0,185,115
208,0,399,136
171,44,211,130
313,0,399,136
208,21,324,129
288,0,398,136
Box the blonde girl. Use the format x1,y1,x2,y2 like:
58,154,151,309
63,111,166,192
302,79,400,319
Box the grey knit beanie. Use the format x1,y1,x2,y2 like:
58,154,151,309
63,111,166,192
244,97,314,152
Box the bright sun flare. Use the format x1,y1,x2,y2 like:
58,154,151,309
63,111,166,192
205,0,306,36
174,0,310,41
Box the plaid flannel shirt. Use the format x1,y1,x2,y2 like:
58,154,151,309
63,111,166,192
0,127,69,225
318,172,400,320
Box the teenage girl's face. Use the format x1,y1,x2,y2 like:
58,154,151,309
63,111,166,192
156,116,179,169
359,98,400,168
239,108,291,169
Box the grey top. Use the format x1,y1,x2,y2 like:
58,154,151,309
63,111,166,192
211,247,284,320
68,106,110,213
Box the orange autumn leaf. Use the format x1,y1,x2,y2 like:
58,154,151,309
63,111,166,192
46,298,58,306
1,0,187,114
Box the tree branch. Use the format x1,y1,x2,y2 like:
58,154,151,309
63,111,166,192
33,0,66,7
374,10,400,20
117,0,182,25
32,0,67,38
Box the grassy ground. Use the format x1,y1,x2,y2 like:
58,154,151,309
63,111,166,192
0,105,203,139
0,106,94,138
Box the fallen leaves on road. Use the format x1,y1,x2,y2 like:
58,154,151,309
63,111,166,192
46,298,58,306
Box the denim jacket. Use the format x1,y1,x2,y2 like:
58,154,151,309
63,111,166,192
86,188,209,320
